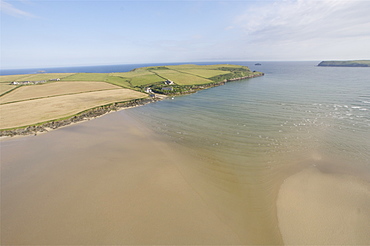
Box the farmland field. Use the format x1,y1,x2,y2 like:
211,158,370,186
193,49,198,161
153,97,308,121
130,74,164,86
0,81,121,104
109,71,164,87
0,74,31,83
0,84,17,95
153,69,212,85
111,70,155,78
166,64,246,70
16,73,76,81
105,76,132,88
0,89,147,129
172,69,231,78
61,73,109,81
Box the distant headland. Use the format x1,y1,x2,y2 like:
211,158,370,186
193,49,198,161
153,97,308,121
318,60,370,67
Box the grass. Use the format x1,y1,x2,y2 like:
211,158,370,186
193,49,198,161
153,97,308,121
109,71,164,87
16,73,76,81
172,69,231,78
61,73,109,81
0,84,18,95
0,81,121,104
0,74,31,83
0,89,147,129
111,70,153,78
105,76,132,88
153,69,212,85
130,74,164,86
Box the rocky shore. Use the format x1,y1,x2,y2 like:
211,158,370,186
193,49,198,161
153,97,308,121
0,97,161,138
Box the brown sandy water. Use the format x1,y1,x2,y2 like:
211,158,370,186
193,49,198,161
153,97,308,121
1,111,243,244
2,108,368,245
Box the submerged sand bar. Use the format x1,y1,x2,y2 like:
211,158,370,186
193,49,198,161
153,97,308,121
0,111,242,244
277,167,370,245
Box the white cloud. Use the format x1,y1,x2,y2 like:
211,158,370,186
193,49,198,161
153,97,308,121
235,0,370,43
231,0,370,60
0,0,36,18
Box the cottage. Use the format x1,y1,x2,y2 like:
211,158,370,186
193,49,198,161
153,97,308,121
49,78,60,81
164,80,174,85
145,87,153,93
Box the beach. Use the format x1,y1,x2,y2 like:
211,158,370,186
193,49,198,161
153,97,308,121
1,111,243,244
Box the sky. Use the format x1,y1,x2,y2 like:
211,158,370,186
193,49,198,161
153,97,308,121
1,0,370,69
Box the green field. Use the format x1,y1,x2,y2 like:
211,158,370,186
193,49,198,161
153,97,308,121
153,69,212,85
130,74,164,86
172,69,231,78
105,76,132,88
62,73,109,81
111,70,155,78
18,73,75,81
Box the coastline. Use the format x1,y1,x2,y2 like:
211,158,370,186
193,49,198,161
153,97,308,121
0,97,162,139
0,73,263,139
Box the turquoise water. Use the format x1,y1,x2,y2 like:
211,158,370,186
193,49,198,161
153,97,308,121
129,61,370,170
123,61,370,243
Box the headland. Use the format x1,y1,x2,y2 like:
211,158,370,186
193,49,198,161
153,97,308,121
0,64,263,137
318,60,370,67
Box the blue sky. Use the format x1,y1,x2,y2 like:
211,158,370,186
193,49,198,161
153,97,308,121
1,0,370,69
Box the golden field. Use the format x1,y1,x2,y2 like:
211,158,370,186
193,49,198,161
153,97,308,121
0,89,147,129
0,84,17,95
153,69,212,85
0,81,121,104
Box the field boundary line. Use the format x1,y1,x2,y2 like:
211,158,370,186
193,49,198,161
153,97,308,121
0,88,126,105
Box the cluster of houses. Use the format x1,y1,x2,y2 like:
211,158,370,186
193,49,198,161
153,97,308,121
10,78,60,85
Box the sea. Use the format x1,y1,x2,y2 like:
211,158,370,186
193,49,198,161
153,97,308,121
125,61,370,173
1,61,370,244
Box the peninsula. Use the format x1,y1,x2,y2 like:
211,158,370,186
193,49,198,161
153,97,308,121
318,60,370,67
0,64,263,136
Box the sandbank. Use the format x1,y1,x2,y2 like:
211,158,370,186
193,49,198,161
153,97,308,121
1,110,241,245
277,166,370,245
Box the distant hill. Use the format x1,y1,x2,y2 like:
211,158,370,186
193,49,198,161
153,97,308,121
318,60,370,67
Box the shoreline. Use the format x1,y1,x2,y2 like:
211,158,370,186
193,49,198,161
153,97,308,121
0,97,162,139
0,73,263,139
